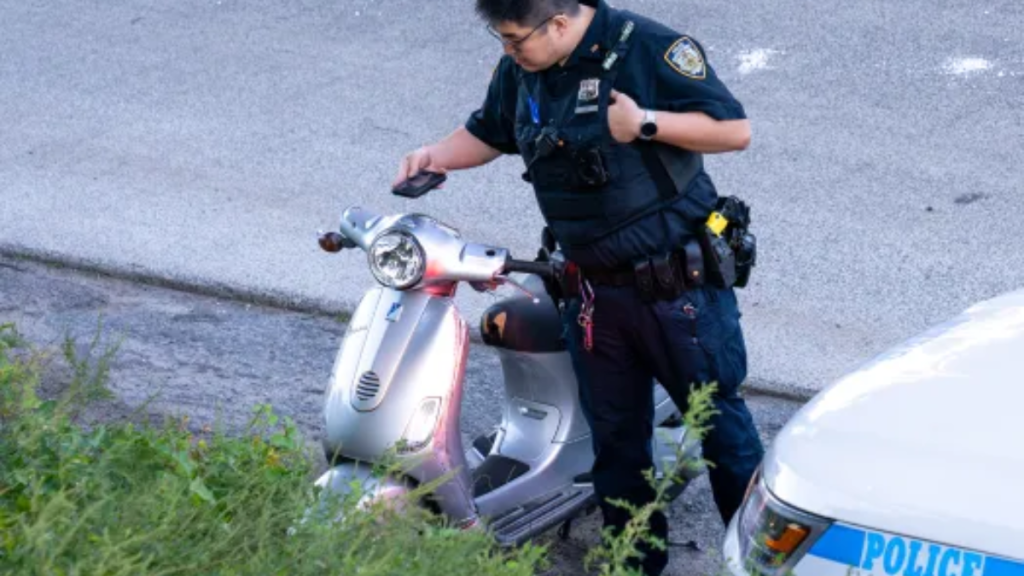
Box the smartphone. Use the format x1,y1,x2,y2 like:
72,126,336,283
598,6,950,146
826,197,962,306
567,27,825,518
392,170,447,198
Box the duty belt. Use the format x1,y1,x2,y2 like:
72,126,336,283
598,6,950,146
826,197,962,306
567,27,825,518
575,238,706,299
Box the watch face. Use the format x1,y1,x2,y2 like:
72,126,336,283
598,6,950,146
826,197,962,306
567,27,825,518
641,122,657,137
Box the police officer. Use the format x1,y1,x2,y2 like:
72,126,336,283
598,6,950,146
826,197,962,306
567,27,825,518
394,1,764,573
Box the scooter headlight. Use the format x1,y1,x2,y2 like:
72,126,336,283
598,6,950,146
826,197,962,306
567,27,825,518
368,229,425,290
735,468,832,575
398,397,441,454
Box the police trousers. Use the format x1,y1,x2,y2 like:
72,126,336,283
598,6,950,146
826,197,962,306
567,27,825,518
561,282,765,576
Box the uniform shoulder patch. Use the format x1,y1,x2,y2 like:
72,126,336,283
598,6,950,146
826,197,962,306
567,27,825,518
664,36,706,80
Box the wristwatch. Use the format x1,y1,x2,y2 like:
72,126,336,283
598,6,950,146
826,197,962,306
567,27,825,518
638,109,658,141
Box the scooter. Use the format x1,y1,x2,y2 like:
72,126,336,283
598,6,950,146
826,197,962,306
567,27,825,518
312,195,704,546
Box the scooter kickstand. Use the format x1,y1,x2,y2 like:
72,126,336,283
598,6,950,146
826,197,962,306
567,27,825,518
557,518,573,540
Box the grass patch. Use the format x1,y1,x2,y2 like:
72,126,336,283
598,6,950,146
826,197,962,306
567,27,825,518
0,322,546,575
0,321,719,575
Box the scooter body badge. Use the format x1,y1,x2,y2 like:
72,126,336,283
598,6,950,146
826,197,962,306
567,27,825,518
385,302,403,322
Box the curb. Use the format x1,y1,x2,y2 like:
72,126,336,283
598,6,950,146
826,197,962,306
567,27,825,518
0,243,351,318
1,244,817,404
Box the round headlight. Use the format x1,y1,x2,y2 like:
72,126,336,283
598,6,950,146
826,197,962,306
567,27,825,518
368,230,425,289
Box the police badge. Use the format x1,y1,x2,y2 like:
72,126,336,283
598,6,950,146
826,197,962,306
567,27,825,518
665,36,706,79
575,78,601,114
578,78,600,102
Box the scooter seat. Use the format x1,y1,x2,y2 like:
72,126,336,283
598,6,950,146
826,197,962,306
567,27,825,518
480,295,566,353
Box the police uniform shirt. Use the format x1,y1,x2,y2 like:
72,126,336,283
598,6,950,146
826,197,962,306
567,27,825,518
465,0,747,270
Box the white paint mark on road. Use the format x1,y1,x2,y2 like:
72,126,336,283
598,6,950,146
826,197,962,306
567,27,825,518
943,57,993,76
737,49,780,75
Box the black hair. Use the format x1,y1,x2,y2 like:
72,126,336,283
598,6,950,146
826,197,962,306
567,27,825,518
474,0,582,28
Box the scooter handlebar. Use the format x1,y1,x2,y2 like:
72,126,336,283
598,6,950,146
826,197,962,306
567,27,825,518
503,258,555,279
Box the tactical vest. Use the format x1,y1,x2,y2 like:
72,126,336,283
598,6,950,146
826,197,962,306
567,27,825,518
513,15,710,251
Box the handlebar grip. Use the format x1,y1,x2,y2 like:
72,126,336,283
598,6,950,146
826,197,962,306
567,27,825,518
504,258,555,278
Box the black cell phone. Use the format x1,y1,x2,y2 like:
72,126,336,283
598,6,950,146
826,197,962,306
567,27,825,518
392,170,447,198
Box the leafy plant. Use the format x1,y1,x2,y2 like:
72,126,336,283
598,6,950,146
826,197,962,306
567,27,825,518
584,381,720,576
0,323,546,576
0,320,724,575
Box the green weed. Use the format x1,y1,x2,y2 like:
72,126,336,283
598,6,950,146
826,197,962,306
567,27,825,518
0,321,721,576
0,323,544,576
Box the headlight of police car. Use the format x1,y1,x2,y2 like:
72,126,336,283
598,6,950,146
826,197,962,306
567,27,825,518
735,468,832,575
368,229,425,289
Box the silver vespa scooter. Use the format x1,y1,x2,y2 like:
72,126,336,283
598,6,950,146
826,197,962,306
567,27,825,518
313,194,704,546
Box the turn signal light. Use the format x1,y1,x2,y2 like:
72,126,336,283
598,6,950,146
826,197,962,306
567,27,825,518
765,523,809,554
735,474,831,576
318,231,345,253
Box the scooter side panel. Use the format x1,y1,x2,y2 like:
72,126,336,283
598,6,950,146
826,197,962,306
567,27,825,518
498,396,563,463
495,349,680,449
495,349,588,447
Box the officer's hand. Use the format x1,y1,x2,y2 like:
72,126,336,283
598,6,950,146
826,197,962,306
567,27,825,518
393,146,446,188
608,89,644,143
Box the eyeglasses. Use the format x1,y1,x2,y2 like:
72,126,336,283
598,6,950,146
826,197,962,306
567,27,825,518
486,14,560,50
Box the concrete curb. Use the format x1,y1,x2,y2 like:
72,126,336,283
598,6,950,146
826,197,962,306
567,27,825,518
1,244,818,403
0,243,351,318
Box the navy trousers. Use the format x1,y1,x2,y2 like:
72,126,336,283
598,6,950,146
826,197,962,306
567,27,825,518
561,282,765,575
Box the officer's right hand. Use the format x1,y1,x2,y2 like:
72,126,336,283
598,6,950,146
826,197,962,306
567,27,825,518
393,146,445,188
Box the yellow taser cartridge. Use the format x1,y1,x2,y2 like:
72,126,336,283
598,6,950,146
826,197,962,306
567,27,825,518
706,212,729,236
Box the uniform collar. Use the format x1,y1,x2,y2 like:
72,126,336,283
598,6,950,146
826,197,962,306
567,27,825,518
559,0,612,69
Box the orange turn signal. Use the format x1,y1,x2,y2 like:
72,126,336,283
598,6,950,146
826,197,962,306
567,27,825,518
765,523,809,554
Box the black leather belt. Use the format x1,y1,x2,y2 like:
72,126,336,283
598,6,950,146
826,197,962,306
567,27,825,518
579,264,637,286
581,252,687,286
578,239,705,292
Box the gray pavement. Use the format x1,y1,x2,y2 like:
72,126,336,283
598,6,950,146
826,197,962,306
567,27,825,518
2,0,1023,397
0,253,803,576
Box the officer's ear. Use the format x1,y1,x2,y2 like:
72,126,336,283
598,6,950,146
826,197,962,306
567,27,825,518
548,13,572,37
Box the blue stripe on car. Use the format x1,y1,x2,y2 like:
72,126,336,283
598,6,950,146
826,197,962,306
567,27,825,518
807,524,1024,575
988,558,1024,576
808,524,865,565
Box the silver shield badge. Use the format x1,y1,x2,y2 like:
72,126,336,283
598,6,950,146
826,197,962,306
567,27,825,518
578,78,600,102
576,78,601,114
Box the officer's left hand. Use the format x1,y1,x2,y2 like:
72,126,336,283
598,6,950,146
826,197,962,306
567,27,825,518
608,89,644,143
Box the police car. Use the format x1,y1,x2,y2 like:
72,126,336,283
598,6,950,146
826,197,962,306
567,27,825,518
723,288,1024,575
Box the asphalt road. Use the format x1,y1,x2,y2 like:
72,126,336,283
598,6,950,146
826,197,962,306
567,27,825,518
0,254,802,576
2,0,1022,399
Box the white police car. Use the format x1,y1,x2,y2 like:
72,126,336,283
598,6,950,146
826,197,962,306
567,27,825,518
723,288,1024,575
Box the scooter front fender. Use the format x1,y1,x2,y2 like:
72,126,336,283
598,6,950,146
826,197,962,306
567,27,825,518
314,461,415,511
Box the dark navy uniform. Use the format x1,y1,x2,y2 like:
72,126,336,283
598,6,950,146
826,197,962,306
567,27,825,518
465,1,764,573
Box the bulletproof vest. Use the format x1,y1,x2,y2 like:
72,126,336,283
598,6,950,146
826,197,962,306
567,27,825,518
513,16,708,251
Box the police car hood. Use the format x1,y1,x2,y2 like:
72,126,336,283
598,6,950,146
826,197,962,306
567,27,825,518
764,288,1024,559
